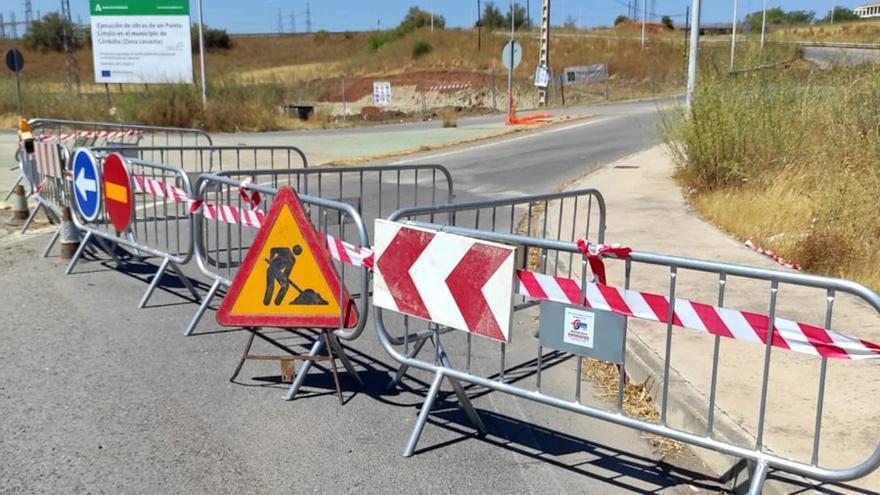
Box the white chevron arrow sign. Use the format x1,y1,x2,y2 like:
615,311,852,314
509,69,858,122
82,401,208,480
373,219,516,343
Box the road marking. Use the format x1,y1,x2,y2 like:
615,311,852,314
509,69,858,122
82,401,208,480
105,182,128,203
391,116,612,165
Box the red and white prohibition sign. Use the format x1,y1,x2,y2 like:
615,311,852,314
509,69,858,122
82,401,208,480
373,219,517,343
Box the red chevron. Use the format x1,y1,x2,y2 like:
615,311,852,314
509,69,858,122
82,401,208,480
376,226,434,320
445,243,511,342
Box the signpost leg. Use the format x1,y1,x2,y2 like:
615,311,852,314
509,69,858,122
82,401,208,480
139,257,170,308
285,338,323,400
42,227,62,257
387,334,431,390
327,334,362,386
65,231,93,275
433,335,486,435
403,371,445,457
14,70,22,116
184,279,222,336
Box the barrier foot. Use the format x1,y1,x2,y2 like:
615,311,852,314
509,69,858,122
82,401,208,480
747,461,769,495
387,335,431,390
65,231,92,275
169,261,201,303
139,257,170,309
42,227,61,258
435,339,486,435
284,339,324,401
20,202,43,234
4,174,23,201
184,279,221,336
403,371,444,457
329,334,363,387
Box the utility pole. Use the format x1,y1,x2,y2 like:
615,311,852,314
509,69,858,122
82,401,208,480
60,0,80,92
477,0,482,51
305,2,312,33
277,10,284,33
730,0,738,70
11,13,17,39
830,3,835,24
685,0,701,110
537,0,550,106
289,11,296,33
760,0,767,49
196,0,207,109
527,0,531,27
24,0,32,34
508,0,515,116
430,1,434,31
640,0,647,48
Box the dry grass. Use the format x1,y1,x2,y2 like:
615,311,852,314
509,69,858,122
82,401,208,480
0,27,690,129
771,20,880,44
663,56,880,290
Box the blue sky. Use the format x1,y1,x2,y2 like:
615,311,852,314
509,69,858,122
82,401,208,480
21,1,863,33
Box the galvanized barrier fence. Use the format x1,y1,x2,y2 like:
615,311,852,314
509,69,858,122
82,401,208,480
17,142,69,244
67,151,200,309
373,215,880,494
378,189,606,391
186,164,455,337
15,120,212,252
94,145,309,174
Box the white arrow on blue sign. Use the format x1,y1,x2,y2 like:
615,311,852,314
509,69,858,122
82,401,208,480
71,149,102,222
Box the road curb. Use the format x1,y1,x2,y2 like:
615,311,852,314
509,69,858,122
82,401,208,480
621,329,811,494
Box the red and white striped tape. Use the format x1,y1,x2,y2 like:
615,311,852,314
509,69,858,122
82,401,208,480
516,269,880,361
36,129,144,143
81,173,880,360
427,82,471,92
745,239,801,271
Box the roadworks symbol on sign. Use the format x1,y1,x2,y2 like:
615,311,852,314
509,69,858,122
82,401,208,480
216,186,357,329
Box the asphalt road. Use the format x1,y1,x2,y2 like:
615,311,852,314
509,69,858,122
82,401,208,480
0,96,728,494
389,98,668,200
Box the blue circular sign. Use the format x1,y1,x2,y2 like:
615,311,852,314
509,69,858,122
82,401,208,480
71,149,102,222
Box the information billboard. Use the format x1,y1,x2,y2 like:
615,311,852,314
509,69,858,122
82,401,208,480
90,0,193,84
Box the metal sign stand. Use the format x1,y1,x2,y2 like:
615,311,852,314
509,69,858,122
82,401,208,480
230,328,360,405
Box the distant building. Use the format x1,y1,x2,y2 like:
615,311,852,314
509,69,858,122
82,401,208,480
855,3,880,18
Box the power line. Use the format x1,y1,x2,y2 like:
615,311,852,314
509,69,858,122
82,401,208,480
305,2,312,33
289,11,297,33
277,9,284,33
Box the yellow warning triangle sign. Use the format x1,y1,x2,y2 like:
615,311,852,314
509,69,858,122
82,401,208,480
216,187,357,329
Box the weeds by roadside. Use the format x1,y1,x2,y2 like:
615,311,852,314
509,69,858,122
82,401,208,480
662,52,880,289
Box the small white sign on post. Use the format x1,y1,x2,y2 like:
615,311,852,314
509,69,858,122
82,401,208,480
90,0,193,84
373,81,392,107
534,65,551,88
563,306,595,349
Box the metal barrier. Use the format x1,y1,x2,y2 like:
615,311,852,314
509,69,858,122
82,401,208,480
374,214,880,493
14,119,212,244
190,173,371,399
378,189,607,391
17,142,70,245
185,164,454,337
93,145,309,174
67,151,200,309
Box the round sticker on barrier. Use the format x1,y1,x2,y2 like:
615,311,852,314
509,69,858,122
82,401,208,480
71,148,102,223
102,153,134,232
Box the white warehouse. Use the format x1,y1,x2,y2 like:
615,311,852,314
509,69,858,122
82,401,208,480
855,3,880,18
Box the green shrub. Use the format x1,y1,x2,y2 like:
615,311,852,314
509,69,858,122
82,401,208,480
367,30,401,52
23,13,82,52
315,30,331,42
412,40,432,58
192,26,232,51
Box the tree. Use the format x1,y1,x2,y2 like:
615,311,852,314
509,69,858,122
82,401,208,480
399,6,445,31
504,3,531,30
23,13,81,52
661,15,674,30
480,2,506,30
744,7,815,33
563,15,577,29
614,15,629,26
821,7,860,23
